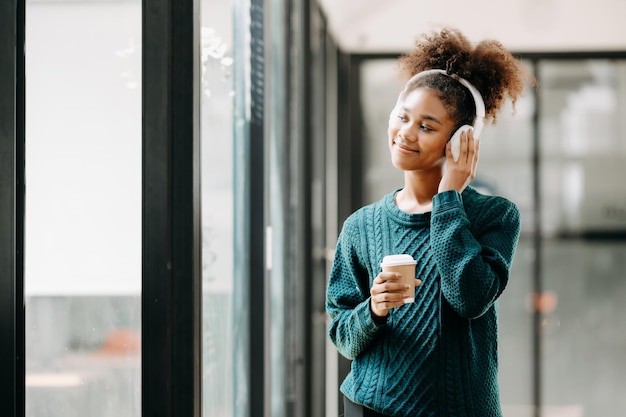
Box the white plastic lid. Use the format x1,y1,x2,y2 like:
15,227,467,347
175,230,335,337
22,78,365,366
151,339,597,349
380,254,416,266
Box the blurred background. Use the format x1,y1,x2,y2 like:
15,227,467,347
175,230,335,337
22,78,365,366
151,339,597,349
14,0,626,416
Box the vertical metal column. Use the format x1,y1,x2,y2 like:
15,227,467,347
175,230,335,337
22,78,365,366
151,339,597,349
287,0,311,415
250,1,266,415
0,0,25,415
323,32,340,417
333,51,358,417
142,0,202,416
232,0,266,415
307,6,329,417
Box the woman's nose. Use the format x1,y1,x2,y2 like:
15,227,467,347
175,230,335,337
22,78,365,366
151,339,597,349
399,128,417,142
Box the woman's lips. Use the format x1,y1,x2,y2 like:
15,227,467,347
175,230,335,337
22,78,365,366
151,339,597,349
394,141,418,153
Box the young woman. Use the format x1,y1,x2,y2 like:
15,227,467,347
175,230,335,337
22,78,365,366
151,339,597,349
326,28,533,417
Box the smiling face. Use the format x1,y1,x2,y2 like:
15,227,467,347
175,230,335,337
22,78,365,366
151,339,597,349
388,87,456,172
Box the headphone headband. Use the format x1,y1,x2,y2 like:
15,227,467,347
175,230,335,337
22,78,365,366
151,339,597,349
392,69,485,138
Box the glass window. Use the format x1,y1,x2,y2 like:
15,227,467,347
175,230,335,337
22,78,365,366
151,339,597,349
200,1,235,416
25,1,142,416
539,59,626,416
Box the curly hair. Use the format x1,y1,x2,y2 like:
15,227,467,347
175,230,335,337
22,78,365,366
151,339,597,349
397,27,534,127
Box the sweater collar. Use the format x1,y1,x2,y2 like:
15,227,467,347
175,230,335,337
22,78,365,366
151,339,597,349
384,188,432,227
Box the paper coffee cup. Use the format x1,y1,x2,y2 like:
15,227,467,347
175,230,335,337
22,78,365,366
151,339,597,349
380,254,417,303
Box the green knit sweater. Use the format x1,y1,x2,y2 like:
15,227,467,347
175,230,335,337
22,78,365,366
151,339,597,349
326,187,521,417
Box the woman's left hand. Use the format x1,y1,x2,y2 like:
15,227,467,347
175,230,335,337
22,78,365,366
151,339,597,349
439,129,480,194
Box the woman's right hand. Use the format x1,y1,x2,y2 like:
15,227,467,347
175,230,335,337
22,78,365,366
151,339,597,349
370,272,421,318
439,129,480,194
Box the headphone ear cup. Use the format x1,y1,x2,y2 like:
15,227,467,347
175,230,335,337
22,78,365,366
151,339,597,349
449,125,473,161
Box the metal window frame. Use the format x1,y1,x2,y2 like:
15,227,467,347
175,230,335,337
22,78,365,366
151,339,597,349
142,0,202,416
231,0,267,415
0,0,25,416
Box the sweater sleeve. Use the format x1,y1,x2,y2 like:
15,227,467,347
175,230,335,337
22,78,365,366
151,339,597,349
326,215,385,360
431,190,521,319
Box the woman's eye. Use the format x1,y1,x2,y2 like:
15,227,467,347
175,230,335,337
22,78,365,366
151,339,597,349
420,124,432,131
396,115,407,122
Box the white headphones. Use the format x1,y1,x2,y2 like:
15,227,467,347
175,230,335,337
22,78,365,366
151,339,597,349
391,69,485,161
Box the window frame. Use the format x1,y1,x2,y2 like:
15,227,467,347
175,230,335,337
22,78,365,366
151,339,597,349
0,0,26,415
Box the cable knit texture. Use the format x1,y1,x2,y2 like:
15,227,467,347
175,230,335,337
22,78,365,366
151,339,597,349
326,186,521,417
